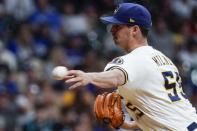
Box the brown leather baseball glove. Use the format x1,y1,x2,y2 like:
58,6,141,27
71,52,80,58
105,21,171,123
94,92,124,129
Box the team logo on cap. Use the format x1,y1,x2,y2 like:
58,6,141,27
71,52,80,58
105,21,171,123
129,18,135,23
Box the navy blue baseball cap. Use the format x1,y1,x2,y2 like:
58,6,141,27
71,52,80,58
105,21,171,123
100,3,152,29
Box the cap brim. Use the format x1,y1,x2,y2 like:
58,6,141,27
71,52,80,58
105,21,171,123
100,16,126,25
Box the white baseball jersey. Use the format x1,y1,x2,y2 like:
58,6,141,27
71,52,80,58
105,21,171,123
104,46,197,131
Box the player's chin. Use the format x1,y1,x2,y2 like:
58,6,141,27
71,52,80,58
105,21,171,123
114,40,120,46
112,35,117,40
113,38,118,44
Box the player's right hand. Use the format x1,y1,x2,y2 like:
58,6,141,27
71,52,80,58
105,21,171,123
64,70,91,89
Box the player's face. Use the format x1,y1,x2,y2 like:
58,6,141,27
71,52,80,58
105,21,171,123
110,25,132,50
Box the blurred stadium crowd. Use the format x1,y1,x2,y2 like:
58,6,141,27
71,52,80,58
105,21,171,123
0,0,197,130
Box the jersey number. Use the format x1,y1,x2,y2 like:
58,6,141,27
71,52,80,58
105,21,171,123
126,102,144,119
162,71,187,102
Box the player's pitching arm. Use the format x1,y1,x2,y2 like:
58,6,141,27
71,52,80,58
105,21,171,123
65,69,140,130
65,69,125,89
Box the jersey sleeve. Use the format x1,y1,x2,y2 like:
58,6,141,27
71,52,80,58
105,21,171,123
104,55,145,86
104,56,129,85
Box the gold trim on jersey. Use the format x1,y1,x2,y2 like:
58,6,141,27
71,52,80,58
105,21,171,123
106,66,128,85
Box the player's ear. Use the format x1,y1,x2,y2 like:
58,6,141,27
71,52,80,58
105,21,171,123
129,25,138,36
134,25,139,33
130,25,140,36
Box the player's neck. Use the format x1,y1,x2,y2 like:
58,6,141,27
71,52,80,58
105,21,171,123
127,39,148,53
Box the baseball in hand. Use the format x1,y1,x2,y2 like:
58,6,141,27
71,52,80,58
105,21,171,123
52,66,68,80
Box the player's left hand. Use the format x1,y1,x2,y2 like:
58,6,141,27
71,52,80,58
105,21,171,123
64,70,91,89
94,92,124,129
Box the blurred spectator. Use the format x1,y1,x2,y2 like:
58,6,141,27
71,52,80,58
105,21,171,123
29,0,61,42
6,23,34,66
15,94,34,127
73,112,93,131
178,38,197,69
74,50,105,72
61,2,90,34
63,34,91,67
0,116,6,131
0,92,18,131
188,7,197,38
149,17,175,59
0,40,17,71
32,23,54,59
0,4,6,38
170,0,197,19
56,107,77,131
4,0,35,20
22,100,54,131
